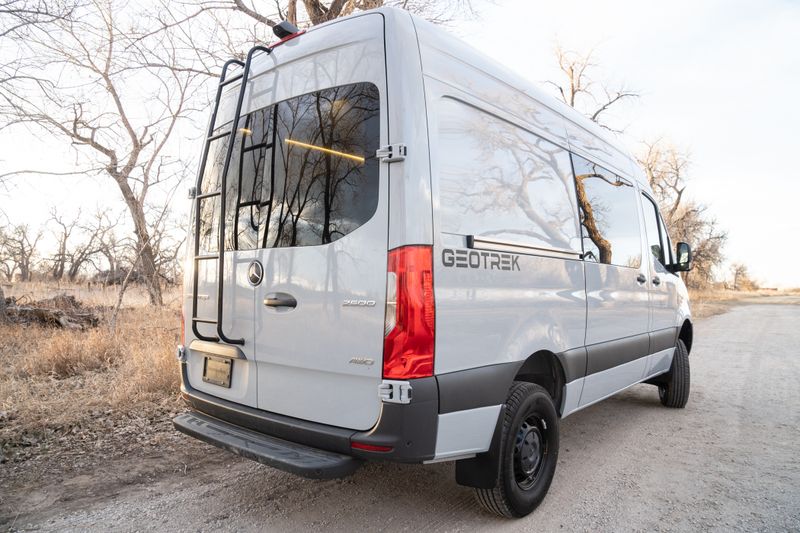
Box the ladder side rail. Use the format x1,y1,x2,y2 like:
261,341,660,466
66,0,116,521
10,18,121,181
190,59,243,342
215,45,271,346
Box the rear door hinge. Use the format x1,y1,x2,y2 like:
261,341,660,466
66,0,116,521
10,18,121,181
379,380,413,404
376,143,407,163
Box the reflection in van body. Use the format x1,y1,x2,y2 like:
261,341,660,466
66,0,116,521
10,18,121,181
174,10,694,519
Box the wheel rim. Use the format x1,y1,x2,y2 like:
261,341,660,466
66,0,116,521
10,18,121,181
513,415,548,490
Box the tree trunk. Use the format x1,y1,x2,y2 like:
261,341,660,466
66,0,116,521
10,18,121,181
114,175,163,306
0,286,7,324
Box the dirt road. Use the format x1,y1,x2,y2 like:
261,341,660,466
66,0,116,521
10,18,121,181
3,301,800,531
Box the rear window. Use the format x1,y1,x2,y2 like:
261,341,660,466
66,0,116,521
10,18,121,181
197,82,381,252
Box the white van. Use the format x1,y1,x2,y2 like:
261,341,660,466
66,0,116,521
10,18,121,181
174,7,694,518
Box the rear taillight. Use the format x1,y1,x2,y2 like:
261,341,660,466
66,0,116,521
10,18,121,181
382,245,435,379
180,308,185,346
351,441,393,453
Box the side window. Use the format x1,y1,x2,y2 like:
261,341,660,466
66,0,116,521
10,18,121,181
437,99,581,253
572,154,642,268
641,194,666,267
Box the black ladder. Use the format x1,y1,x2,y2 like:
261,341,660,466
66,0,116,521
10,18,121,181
190,45,272,345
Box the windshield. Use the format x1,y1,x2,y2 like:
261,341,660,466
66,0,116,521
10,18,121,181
197,82,381,252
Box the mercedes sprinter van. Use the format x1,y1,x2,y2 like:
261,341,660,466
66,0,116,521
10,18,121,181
174,7,694,517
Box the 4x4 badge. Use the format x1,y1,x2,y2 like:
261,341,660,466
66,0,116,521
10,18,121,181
247,261,263,286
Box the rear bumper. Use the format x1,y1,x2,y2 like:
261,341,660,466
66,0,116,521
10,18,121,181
173,411,361,479
177,362,438,473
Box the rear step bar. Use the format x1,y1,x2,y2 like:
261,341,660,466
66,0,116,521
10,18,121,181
173,412,362,479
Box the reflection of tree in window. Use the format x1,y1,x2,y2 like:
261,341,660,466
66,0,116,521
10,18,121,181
572,155,641,268
437,102,581,253
574,172,615,264
266,83,380,248
195,82,381,252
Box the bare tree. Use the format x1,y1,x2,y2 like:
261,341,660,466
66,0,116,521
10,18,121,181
545,47,727,288
545,45,639,132
1,0,476,304
730,263,758,291
136,0,479,83
0,0,77,37
0,1,204,304
48,208,119,282
638,140,727,288
48,208,79,281
0,223,43,281
173,0,475,29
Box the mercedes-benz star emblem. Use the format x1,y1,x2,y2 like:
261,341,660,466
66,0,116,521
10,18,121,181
247,261,263,286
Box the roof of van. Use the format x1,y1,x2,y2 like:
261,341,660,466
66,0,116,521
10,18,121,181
273,7,646,187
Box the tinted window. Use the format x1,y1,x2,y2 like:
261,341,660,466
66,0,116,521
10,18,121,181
197,82,381,252
572,155,641,268
437,100,581,253
642,194,665,266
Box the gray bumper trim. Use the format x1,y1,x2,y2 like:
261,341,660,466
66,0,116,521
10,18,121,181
174,411,362,479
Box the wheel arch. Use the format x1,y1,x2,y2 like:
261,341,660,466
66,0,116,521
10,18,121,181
679,319,693,354
513,350,567,414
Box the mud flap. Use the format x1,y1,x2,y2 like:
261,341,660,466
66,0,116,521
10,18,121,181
454,405,506,489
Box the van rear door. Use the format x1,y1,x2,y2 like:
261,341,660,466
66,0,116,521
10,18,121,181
188,15,389,430
241,18,389,431
251,81,387,431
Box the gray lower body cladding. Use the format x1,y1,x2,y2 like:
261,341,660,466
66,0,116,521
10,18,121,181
177,363,438,472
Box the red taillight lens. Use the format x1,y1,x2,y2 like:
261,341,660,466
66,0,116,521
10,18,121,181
383,245,435,379
351,441,393,453
269,30,305,49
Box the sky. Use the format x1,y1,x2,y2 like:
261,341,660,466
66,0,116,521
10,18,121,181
1,0,799,287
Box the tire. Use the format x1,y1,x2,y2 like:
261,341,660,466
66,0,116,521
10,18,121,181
659,339,690,408
475,382,559,518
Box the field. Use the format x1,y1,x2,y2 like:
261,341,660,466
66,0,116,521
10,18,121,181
0,282,183,465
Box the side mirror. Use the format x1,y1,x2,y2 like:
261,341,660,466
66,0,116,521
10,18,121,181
673,242,692,272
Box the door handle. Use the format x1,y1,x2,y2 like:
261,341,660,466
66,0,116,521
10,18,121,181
264,293,297,308
652,277,661,286
636,273,647,284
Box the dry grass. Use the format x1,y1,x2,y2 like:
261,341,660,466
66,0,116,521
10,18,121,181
0,282,182,462
2,280,182,308
689,288,800,318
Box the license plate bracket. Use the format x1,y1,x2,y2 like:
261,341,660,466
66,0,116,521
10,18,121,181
202,355,232,388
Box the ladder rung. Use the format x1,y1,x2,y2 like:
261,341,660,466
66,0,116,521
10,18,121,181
220,73,243,87
242,142,273,153
208,130,233,142
195,254,219,260
192,317,217,324
196,190,221,200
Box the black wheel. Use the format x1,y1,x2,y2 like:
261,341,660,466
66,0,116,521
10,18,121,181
475,382,559,518
659,339,690,408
